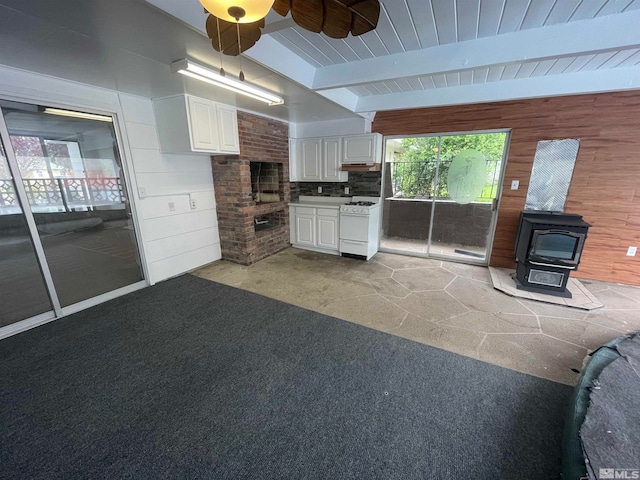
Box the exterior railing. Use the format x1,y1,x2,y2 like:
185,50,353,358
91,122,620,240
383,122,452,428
388,160,499,202
0,177,125,212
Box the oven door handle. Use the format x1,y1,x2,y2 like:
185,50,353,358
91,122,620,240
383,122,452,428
528,261,575,270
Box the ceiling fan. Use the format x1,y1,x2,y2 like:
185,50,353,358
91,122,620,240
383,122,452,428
200,0,381,56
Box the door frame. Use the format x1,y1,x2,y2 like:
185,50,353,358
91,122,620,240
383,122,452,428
0,95,149,340
378,128,512,266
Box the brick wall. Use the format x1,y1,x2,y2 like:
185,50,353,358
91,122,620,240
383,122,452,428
212,111,290,265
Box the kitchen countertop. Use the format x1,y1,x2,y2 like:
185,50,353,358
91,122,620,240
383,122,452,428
289,196,352,208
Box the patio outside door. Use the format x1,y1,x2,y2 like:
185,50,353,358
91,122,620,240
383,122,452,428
0,100,144,333
380,131,510,264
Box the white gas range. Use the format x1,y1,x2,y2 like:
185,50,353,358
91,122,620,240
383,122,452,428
339,196,381,260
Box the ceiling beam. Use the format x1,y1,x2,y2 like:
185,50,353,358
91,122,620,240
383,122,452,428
313,10,640,91
244,35,316,88
355,65,640,113
262,17,297,34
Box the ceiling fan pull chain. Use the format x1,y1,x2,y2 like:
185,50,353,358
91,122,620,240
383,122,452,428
236,20,245,81
216,17,225,77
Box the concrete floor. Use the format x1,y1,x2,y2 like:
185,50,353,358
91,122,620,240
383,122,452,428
193,247,640,385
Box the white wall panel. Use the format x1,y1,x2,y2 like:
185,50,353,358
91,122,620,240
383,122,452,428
119,92,221,284
125,122,161,150
137,191,216,220
149,244,222,283
118,93,156,124
135,171,214,196
145,226,219,263
143,210,217,242
131,149,213,174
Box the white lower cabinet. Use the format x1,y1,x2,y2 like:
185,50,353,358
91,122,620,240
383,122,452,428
290,205,340,254
316,212,339,250
295,213,315,247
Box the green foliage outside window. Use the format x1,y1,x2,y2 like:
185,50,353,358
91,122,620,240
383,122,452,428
389,133,507,202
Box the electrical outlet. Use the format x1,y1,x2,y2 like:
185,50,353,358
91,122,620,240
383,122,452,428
138,186,147,198
168,202,175,212
510,180,519,190
318,186,322,194
344,186,350,195
627,246,637,257
190,198,197,210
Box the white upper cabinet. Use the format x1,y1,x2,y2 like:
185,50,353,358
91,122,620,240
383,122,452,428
300,138,322,181
216,104,240,153
290,133,382,181
153,95,240,155
323,137,343,181
187,95,219,152
342,133,382,165
291,137,348,182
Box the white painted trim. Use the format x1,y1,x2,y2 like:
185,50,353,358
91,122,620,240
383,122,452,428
0,311,56,341
315,88,359,114
290,245,340,256
236,106,291,125
244,36,316,89
0,64,120,111
60,281,147,316
356,65,640,112
0,281,147,341
0,107,63,315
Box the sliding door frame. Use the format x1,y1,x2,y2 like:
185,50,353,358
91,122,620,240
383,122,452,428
0,95,149,340
0,112,63,314
379,128,511,265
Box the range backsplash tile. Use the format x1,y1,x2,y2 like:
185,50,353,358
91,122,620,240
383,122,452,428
290,172,381,201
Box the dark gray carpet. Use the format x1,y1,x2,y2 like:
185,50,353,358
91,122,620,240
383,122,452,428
0,275,571,479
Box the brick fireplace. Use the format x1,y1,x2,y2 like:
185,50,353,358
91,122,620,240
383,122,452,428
212,111,290,265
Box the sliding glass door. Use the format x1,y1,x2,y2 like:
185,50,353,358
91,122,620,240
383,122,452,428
381,131,509,264
0,100,144,331
0,138,54,327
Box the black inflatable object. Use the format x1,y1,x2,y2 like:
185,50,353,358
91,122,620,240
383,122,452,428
563,332,640,480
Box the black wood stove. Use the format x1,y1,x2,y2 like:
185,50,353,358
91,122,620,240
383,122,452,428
514,211,591,298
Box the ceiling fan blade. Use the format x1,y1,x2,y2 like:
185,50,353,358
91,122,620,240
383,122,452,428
291,0,324,33
272,0,291,16
337,0,380,36
323,2,352,39
351,14,377,36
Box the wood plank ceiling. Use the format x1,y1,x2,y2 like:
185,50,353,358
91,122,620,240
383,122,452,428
148,0,640,116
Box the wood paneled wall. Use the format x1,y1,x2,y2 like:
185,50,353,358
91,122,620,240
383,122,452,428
372,91,640,285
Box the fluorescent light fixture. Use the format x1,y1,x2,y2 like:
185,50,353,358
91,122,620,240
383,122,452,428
43,108,113,122
171,59,284,106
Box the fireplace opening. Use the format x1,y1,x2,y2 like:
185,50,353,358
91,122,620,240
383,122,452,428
251,162,282,203
254,211,285,235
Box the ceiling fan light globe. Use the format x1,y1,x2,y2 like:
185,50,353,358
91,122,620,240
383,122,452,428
199,0,275,23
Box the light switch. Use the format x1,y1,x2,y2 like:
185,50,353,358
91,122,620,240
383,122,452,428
510,180,520,190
